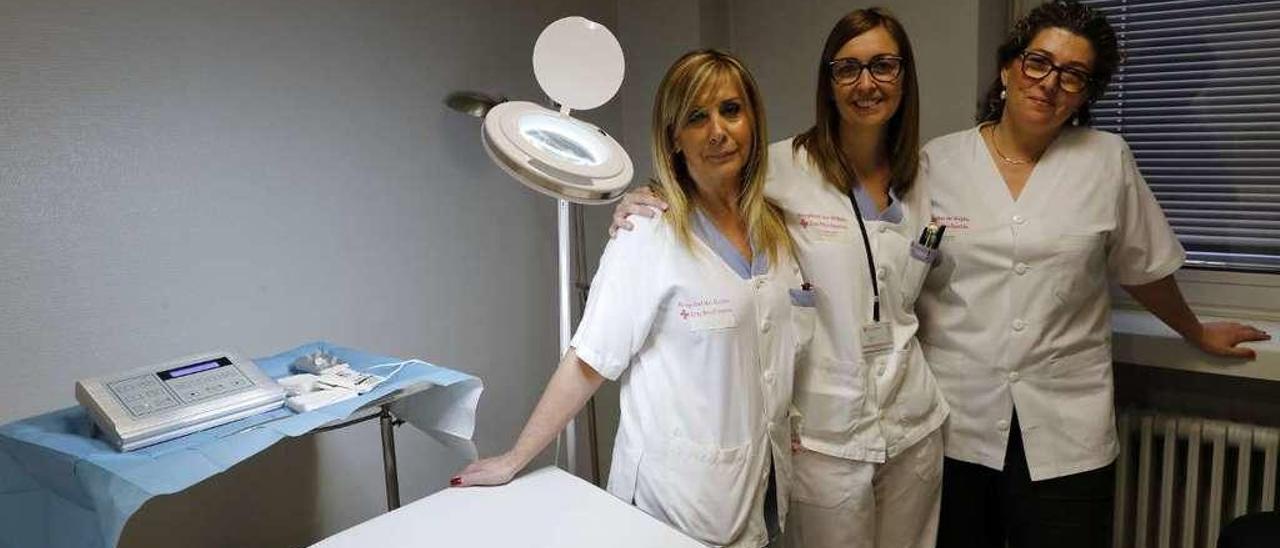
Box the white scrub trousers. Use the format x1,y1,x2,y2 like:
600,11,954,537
783,429,943,548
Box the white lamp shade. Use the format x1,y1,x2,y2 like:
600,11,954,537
533,16,625,111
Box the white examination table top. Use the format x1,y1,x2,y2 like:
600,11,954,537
311,466,708,547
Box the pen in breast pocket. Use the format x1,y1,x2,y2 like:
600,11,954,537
918,224,935,246
930,224,946,250
919,223,939,247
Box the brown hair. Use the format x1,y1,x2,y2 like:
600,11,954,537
650,49,791,263
793,7,920,198
977,0,1121,125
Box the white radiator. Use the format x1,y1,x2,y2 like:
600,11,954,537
1113,410,1280,548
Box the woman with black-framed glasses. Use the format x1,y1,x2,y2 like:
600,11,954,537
918,2,1270,547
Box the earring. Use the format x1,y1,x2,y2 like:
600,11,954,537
999,88,1007,100
1072,116,1080,126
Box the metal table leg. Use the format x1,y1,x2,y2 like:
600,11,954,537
379,406,401,511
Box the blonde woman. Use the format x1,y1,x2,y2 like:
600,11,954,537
454,49,809,548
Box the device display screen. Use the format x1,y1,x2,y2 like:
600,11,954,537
158,357,232,380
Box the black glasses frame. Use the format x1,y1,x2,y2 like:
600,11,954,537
1018,51,1092,93
828,55,905,85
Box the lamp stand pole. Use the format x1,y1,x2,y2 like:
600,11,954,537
557,198,577,476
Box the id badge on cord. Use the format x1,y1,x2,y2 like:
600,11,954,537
860,321,894,361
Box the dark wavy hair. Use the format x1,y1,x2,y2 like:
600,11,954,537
794,7,920,198
977,0,1120,126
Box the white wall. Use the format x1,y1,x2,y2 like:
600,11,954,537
0,0,621,545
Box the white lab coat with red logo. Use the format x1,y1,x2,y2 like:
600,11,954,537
572,213,805,548
765,138,949,548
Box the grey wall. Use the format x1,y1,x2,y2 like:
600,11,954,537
616,0,711,185
0,0,621,545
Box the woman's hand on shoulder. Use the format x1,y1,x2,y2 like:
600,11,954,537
450,453,522,487
1192,321,1271,360
609,186,668,238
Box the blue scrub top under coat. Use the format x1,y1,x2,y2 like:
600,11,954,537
693,209,769,280
850,184,904,224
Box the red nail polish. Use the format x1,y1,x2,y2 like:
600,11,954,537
450,477,462,486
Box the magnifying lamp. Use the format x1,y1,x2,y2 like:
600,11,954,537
448,16,632,480
481,16,632,202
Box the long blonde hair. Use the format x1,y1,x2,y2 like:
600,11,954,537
650,49,791,263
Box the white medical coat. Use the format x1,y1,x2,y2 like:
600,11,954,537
571,214,802,548
917,126,1184,481
765,138,949,465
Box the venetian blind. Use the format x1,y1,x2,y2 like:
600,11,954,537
1080,0,1280,272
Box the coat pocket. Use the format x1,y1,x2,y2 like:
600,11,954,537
794,357,865,439
635,437,757,546
900,242,937,312
791,446,870,509
1049,346,1115,450
605,442,644,504
789,287,816,308
1052,233,1104,305
790,287,817,362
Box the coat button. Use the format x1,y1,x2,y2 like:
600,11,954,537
997,419,1010,432
761,321,773,333
1012,319,1027,332
1008,371,1021,383
876,266,887,280
1014,262,1029,275
1012,215,1025,225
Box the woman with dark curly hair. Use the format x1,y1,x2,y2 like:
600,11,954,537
918,2,1270,547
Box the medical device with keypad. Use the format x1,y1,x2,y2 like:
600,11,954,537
75,351,285,451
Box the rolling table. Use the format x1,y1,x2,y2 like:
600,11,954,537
0,342,482,548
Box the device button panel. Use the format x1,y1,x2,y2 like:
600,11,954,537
109,375,181,418
166,367,254,405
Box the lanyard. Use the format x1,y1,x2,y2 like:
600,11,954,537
847,189,880,322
